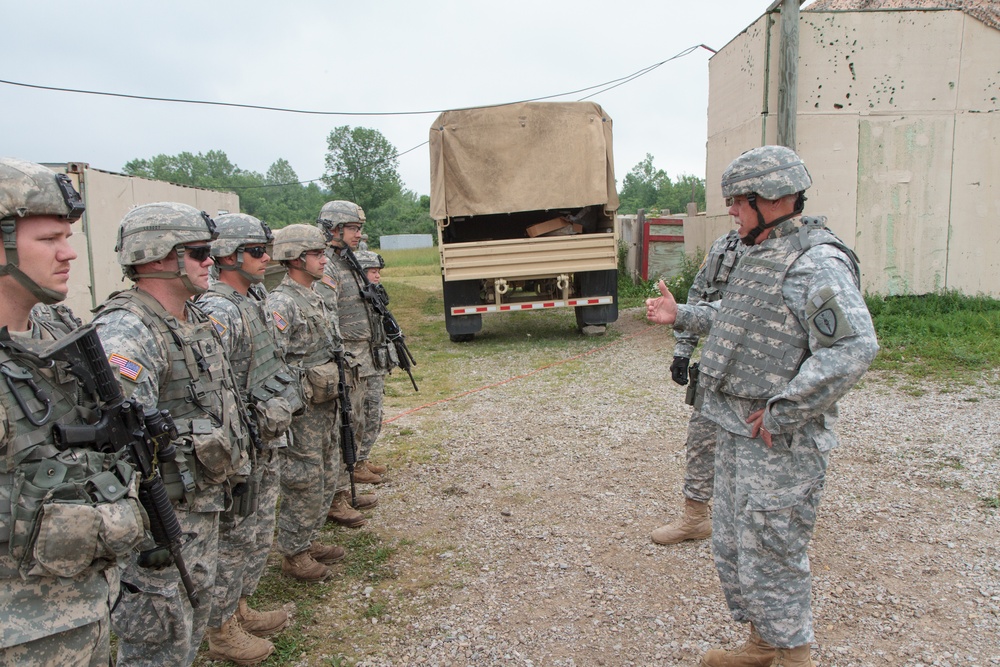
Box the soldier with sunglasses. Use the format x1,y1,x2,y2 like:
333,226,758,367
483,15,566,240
93,203,252,667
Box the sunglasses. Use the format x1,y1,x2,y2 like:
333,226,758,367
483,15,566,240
242,246,268,259
183,245,213,262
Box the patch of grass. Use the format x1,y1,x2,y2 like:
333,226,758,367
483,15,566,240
981,495,1000,509
865,291,1000,383
378,246,439,267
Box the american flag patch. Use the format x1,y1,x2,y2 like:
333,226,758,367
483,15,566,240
272,311,288,331
321,276,337,289
208,315,227,336
108,353,143,381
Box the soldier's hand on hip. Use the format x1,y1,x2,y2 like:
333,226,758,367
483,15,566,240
670,356,690,386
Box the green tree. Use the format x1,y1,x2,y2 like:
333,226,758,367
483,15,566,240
322,126,403,214
367,190,433,246
122,151,329,228
617,154,705,216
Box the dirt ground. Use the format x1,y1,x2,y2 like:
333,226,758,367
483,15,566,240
277,309,1000,666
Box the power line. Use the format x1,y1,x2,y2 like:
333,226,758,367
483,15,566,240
0,45,715,117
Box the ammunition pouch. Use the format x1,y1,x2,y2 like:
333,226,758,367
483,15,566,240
372,343,392,371
305,361,340,404
6,455,145,578
231,463,262,519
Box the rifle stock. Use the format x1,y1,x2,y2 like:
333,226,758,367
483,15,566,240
335,352,358,507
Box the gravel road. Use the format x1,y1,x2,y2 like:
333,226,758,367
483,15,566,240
311,309,1000,667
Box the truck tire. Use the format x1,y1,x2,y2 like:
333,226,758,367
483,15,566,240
574,269,619,333
443,278,482,341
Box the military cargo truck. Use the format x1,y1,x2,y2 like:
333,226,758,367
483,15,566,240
429,101,620,342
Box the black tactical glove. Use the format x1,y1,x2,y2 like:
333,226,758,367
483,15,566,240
670,356,690,386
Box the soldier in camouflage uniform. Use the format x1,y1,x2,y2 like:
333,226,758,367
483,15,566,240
652,230,744,545
0,158,147,666
93,202,252,667
197,214,301,663
647,146,879,667
353,250,395,475
266,224,354,582
316,201,384,524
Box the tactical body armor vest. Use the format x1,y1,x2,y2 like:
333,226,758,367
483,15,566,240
0,325,137,568
271,282,337,370
95,289,248,500
698,219,859,400
330,255,375,342
702,231,743,302
201,283,293,399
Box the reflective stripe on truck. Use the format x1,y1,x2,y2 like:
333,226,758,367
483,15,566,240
451,296,613,315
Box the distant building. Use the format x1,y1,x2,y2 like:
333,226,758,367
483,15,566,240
378,233,434,251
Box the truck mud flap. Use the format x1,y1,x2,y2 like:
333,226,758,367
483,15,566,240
574,269,619,329
443,278,482,341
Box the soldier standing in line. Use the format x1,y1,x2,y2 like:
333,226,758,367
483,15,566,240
316,201,389,518
651,229,744,545
197,213,301,663
0,158,147,666
351,250,396,480
647,146,878,667
93,202,252,667
266,225,362,582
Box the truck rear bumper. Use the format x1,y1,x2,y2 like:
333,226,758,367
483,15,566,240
450,295,613,316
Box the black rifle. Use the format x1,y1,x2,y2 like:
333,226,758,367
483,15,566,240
342,247,418,391
335,352,358,507
41,325,200,607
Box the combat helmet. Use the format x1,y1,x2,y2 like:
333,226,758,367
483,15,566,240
354,250,384,271
272,223,328,278
721,145,811,245
211,213,273,283
316,200,364,245
116,202,218,293
0,158,86,304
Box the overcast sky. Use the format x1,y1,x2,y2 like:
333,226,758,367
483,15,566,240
3,1,779,197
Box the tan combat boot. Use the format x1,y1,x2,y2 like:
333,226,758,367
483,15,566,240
235,597,289,638
281,550,331,582
651,498,712,545
772,644,814,666
364,460,387,475
352,462,383,484
701,623,776,667
206,613,275,665
327,490,369,527
309,540,346,564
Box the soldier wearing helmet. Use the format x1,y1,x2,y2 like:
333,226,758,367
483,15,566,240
647,146,878,667
93,202,252,667
314,201,385,523
0,158,146,666
196,214,294,663
265,224,359,582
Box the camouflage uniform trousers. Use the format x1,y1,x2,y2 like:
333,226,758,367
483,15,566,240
112,508,220,667
682,409,717,503
0,616,109,667
711,425,828,649
276,402,343,556
358,372,386,462
210,445,282,624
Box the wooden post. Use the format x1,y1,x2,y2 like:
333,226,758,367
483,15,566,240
776,0,800,149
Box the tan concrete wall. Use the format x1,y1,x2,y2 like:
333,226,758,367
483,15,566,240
51,164,239,321
705,9,1000,296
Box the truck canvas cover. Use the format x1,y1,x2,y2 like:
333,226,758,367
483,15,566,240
429,102,619,220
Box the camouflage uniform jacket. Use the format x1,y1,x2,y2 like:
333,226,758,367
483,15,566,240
674,229,744,359
93,288,250,513
674,217,879,447
0,319,145,649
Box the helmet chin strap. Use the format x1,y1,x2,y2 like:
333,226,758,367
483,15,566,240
296,257,325,280
739,193,805,246
218,249,265,284
131,246,206,294
0,218,68,305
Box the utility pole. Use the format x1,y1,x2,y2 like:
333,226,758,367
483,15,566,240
771,0,800,149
